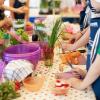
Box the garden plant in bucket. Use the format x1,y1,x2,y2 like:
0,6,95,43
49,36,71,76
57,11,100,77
13,19,25,31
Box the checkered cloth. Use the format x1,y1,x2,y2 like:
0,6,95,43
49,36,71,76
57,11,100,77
3,60,33,82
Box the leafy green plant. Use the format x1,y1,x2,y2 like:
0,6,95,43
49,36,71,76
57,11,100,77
16,19,24,25
0,81,20,100
54,0,61,8
40,0,48,9
38,18,63,48
48,18,62,47
10,29,29,45
49,0,61,8
0,28,6,39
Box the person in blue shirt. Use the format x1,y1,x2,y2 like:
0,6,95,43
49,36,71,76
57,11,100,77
68,0,90,43
57,0,100,99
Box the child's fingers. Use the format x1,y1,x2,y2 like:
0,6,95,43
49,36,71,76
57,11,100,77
72,71,81,79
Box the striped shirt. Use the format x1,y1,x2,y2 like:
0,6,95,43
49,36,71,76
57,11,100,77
88,0,100,18
86,0,100,69
80,1,91,30
97,46,100,55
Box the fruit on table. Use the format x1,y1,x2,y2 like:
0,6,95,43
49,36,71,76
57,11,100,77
62,32,73,40
14,81,21,91
53,79,69,95
26,22,33,26
60,51,81,65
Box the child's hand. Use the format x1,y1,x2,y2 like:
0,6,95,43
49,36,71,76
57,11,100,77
3,18,12,30
18,6,28,13
0,39,4,45
66,77,83,90
61,42,74,52
16,7,24,13
22,6,29,13
72,68,87,79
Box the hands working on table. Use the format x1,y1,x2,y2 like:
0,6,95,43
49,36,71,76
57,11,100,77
55,67,87,90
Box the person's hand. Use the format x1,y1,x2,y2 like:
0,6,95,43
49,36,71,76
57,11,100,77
68,32,82,43
16,7,24,13
22,6,29,13
61,42,75,52
55,73,84,90
0,39,4,45
72,68,87,79
3,18,12,30
66,77,83,90
55,72,81,80
17,6,28,13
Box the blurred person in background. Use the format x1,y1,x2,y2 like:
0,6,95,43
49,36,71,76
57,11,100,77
60,0,76,13
10,0,29,21
0,0,27,45
0,0,24,28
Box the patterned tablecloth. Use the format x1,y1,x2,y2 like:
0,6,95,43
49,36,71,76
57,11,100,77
15,47,96,100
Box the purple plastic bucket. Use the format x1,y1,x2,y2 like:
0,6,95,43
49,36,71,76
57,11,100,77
3,43,41,69
0,60,5,80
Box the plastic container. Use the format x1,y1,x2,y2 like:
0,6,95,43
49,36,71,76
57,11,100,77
23,76,45,92
29,17,35,23
3,43,41,69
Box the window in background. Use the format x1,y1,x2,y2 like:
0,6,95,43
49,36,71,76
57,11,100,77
29,0,40,8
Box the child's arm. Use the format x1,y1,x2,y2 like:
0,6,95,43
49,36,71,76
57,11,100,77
2,5,23,13
62,27,90,51
9,0,15,19
24,0,29,21
0,20,5,27
68,54,100,90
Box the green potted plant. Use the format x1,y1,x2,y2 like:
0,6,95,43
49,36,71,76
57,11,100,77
54,0,61,13
48,0,61,14
40,0,49,14
38,17,63,66
13,19,25,31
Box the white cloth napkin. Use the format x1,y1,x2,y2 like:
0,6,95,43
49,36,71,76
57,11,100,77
3,60,33,82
